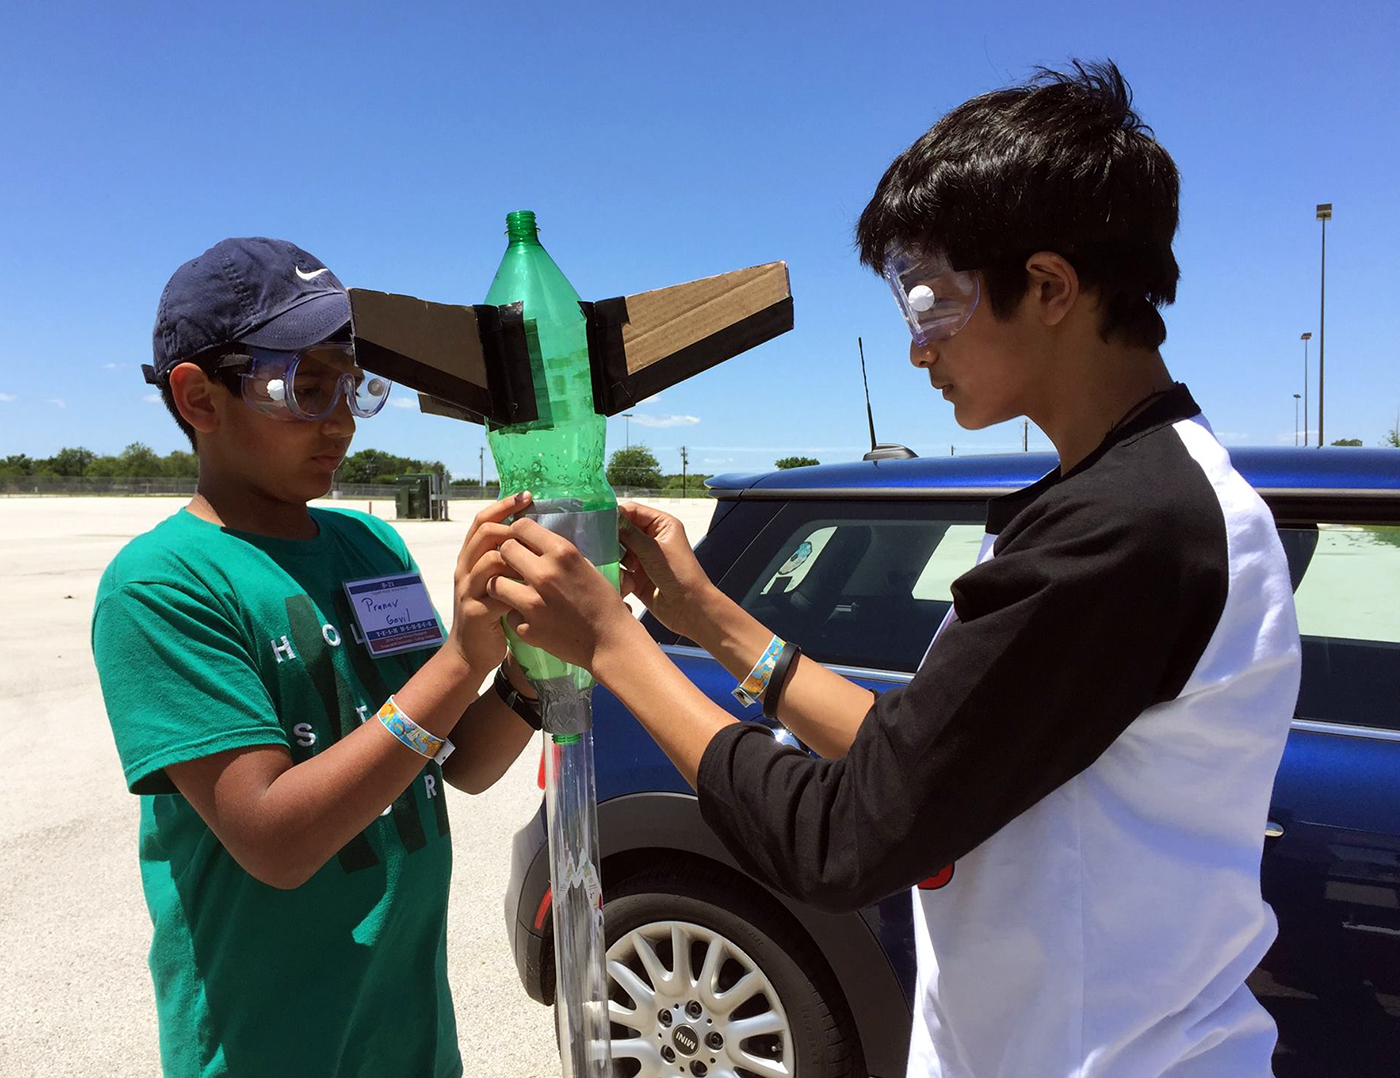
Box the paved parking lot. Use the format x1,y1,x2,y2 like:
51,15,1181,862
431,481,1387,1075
0,494,717,1076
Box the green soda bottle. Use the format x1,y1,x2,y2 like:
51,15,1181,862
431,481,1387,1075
484,210,620,698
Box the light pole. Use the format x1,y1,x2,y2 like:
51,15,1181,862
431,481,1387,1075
622,412,634,450
1293,393,1301,446
1300,332,1312,446
1316,203,1331,446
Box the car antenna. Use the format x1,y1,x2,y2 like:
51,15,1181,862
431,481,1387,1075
858,337,917,461
858,336,878,454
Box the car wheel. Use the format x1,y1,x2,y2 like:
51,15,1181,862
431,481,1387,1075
600,866,862,1078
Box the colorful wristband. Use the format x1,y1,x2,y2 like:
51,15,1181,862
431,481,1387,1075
732,634,786,708
378,696,446,759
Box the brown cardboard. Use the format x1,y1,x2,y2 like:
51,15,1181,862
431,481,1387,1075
618,262,790,376
348,289,494,418
585,261,792,416
416,392,484,423
347,260,793,426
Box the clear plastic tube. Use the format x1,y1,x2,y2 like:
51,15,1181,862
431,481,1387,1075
540,678,611,1078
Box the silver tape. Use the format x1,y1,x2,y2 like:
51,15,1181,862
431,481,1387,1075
521,498,619,567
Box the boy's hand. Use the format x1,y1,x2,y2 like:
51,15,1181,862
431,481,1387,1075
487,517,644,672
448,492,532,677
618,501,713,639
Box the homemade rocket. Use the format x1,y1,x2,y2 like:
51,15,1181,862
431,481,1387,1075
347,213,792,1077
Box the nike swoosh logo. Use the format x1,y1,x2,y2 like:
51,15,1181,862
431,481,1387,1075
296,267,330,281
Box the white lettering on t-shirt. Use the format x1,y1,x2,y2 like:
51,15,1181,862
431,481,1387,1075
424,773,437,799
293,722,316,748
321,623,341,647
354,704,369,725
271,635,297,664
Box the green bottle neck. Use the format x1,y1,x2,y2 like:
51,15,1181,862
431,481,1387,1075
505,209,542,246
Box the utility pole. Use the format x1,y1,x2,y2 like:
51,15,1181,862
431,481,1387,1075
679,445,689,498
1023,419,1029,451
1316,203,1332,447
1300,332,1312,446
479,446,485,489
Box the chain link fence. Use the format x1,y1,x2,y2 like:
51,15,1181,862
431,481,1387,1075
2,476,713,499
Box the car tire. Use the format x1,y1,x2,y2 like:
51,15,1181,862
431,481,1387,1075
599,865,863,1078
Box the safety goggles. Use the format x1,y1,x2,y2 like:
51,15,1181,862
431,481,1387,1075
214,342,391,422
882,246,980,346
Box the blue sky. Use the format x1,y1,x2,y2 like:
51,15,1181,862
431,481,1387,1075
2,0,1397,480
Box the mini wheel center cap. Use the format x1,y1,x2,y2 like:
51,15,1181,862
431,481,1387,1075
671,1025,700,1056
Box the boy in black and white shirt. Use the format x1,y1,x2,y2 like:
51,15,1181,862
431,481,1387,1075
477,60,1300,1076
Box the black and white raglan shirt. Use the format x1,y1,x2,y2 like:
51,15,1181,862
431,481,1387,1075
697,385,1301,1077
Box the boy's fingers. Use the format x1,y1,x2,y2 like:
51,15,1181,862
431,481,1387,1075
498,537,546,582
471,595,512,620
618,527,656,559
618,501,666,536
458,493,530,574
464,550,509,598
459,522,512,575
486,575,537,613
508,516,574,557
469,491,531,533
620,561,655,601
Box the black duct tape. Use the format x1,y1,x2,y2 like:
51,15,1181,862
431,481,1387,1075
581,297,631,418
476,303,540,426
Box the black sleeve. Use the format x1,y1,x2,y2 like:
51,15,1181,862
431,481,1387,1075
696,489,1227,914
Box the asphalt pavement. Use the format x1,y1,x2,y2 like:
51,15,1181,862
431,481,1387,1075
0,494,717,1077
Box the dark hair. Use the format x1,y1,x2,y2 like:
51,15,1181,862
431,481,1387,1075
159,348,244,449
856,60,1180,349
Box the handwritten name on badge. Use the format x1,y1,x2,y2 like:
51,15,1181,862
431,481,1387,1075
343,573,444,657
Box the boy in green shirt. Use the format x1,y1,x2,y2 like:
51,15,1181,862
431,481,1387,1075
92,237,537,1077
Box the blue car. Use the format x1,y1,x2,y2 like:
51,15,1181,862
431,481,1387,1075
506,447,1400,1077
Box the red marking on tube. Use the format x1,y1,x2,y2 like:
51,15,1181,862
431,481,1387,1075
918,864,955,890
534,886,553,931
538,745,546,790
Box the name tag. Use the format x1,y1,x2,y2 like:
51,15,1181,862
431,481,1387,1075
343,572,445,658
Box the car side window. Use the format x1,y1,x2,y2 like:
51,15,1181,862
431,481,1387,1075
720,501,987,673
1285,524,1400,732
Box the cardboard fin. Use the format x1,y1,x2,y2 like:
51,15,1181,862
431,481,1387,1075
347,288,538,426
583,261,792,416
416,392,486,423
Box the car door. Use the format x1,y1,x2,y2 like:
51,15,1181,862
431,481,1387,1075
705,497,992,1014
1250,520,1400,1077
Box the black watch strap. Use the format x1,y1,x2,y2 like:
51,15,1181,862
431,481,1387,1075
763,643,802,719
493,667,542,731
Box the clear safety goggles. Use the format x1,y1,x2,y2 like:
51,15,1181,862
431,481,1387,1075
215,342,392,422
882,246,980,346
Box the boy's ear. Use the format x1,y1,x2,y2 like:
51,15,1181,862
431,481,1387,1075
1023,251,1080,328
168,363,221,435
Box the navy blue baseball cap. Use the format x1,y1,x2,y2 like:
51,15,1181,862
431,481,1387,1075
148,237,351,381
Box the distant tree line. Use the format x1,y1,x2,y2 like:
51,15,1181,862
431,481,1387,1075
0,444,198,479
0,445,450,483
335,449,450,484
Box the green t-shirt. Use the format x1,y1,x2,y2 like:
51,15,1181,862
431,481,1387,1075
91,507,460,1078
